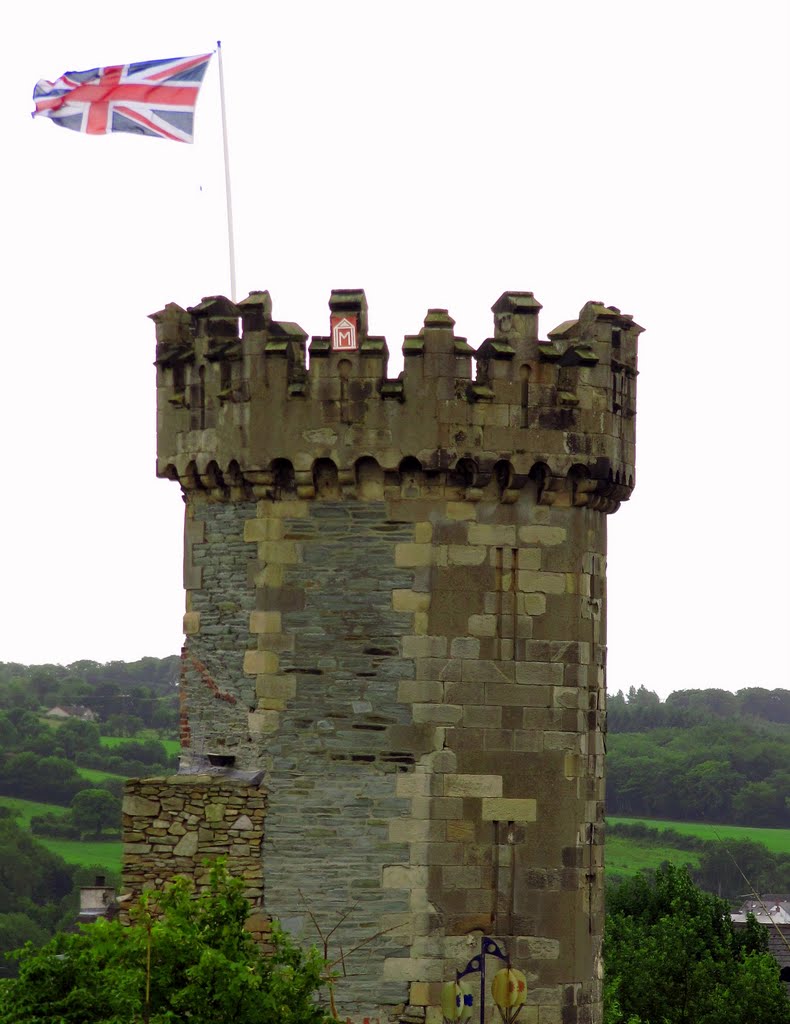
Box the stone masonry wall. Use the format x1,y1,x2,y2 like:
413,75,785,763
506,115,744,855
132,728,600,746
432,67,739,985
122,773,269,943
258,500,418,1018
180,500,259,757
162,479,608,1024
142,288,643,1024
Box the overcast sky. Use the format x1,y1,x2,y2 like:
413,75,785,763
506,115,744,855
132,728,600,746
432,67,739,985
3,1,788,699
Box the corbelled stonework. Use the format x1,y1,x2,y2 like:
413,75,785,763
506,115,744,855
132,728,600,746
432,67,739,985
123,289,642,1024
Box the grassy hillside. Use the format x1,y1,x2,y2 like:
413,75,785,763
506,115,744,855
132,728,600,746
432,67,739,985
0,796,69,827
37,836,122,873
606,833,699,876
609,816,790,855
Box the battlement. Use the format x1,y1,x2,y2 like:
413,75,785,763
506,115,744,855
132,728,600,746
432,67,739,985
153,290,642,513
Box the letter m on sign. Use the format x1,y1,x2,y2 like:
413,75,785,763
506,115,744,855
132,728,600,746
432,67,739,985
331,314,357,351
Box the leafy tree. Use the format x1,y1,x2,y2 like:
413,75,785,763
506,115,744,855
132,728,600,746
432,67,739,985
104,713,146,737
0,861,332,1024
605,864,790,1024
55,718,102,760
0,753,88,806
70,789,119,837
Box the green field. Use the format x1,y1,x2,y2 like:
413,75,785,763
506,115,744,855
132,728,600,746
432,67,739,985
38,837,122,873
99,734,179,757
0,796,69,826
609,817,790,855
76,767,127,784
606,835,699,877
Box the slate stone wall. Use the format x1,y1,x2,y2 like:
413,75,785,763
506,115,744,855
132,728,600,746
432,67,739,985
259,501,417,1018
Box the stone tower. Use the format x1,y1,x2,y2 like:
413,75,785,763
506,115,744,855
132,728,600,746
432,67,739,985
124,289,641,1024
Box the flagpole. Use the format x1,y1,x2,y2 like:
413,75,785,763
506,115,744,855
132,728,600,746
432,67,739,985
216,40,237,301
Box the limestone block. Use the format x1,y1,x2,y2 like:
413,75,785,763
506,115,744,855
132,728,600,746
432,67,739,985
413,611,429,635
389,819,446,843
396,772,433,798
410,796,462,819
467,614,497,637
446,820,476,842
412,703,463,725
255,675,297,701
183,611,201,635
445,502,477,520
444,774,503,798
402,635,448,658
543,732,579,751
383,957,444,982
243,519,283,542
447,545,487,566
393,589,431,613
249,610,282,633
518,526,567,546
522,593,547,615
409,982,444,1007
247,710,274,736
553,687,582,709
481,798,537,822
245,652,279,678
428,750,457,774
415,522,433,543
515,663,565,686
398,680,443,703
263,499,307,518
256,540,299,564
518,571,566,594
462,705,502,728
450,637,480,659
517,548,541,570
394,543,433,567
382,865,429,889
468,523,516,546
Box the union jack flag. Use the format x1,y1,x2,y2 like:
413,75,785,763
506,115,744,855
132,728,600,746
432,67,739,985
32,53,212,143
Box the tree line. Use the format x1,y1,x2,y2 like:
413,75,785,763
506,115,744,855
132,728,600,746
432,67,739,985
0,657,179,733
1,856,788,1024
607,686,790,827
0,712,175,808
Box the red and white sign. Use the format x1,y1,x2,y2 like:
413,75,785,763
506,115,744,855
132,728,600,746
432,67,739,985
331,314,358,351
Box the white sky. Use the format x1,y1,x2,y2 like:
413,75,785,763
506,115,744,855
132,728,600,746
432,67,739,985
2,1,788,699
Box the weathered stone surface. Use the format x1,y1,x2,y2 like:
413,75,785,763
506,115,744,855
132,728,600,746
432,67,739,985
140,289,642,1024
123,795,160,817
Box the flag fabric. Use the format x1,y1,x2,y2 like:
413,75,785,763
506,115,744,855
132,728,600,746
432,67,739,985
32,53,212,143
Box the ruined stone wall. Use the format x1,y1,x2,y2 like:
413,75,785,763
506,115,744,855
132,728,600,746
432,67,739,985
131,288,642,1024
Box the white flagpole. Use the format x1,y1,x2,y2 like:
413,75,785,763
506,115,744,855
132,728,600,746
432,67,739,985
216,40,237,301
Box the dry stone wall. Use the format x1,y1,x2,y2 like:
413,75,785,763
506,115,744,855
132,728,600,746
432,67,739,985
122,772,269,943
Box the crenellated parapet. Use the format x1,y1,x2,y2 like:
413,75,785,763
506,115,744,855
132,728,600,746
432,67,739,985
153,290,642,514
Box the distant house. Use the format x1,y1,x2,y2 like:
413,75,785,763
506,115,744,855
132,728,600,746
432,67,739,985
45,704,98,722
732,896,790,985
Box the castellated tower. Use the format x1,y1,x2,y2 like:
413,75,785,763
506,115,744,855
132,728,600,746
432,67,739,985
122,288,641,1024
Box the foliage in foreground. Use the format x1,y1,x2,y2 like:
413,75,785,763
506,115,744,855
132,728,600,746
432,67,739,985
0,861,331,1024
604,864,790,1024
